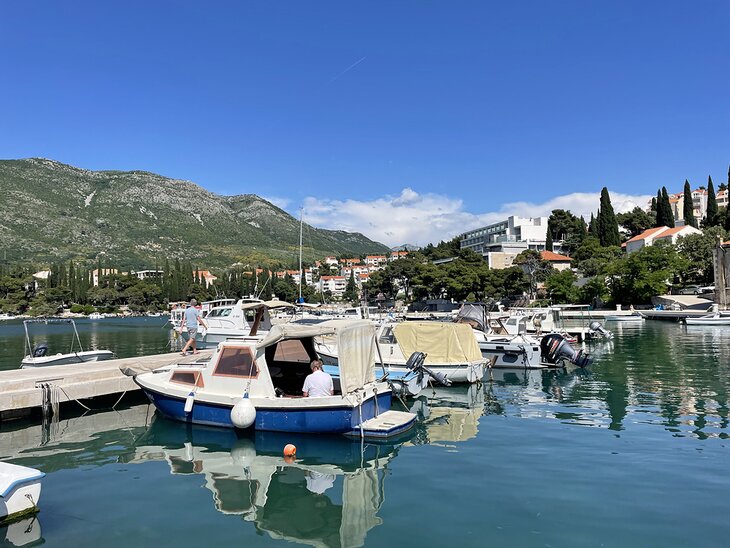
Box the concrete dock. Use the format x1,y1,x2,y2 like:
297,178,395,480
0,349,213,421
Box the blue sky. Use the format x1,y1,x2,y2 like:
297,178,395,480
2,1,729,245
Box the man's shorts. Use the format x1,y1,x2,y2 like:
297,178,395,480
188,328,198,337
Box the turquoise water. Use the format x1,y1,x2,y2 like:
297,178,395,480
1,320,730,547
0,316,175,371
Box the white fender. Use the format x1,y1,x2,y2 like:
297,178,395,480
230,394,256,429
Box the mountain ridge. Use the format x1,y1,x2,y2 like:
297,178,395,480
0,158,389,268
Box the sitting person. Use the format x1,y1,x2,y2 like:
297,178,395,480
302,359,333,397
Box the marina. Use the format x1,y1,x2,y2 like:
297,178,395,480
1,320,729,546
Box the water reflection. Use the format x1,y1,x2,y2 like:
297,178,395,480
128,422,396,548
0,515,42,547
409,384,484,444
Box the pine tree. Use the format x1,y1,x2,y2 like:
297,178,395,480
683,180,696,228
661,187,675,228
597,187,620,247
707,176,718,226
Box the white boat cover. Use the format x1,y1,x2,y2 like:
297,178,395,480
393,321,483,364
240,300,295,310
256,323,337,347
257,320,376,394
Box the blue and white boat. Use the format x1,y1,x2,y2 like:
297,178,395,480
135,320,416,438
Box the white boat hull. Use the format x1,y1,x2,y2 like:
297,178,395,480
0,463,44,523
317,345,485,384
685,318,730,325
21,350,115,368
20,350,114,369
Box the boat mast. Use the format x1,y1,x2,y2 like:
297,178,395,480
298,207,303,303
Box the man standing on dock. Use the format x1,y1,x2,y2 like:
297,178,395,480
180,299,205,355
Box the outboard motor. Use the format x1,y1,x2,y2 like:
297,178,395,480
540,334,592,368
589,321,614,340
406,351,452,387
33,343,49,358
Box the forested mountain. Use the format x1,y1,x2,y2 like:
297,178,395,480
0,158,388,267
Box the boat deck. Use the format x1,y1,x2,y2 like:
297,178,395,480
350,410,416,439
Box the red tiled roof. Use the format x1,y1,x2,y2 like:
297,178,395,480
654,226,693,238
540,251,572,262
625,226,668,244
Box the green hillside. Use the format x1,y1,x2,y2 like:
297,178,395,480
0,158,388,268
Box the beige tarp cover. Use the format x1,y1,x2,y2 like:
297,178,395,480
335,321,377,394
393,321,483,364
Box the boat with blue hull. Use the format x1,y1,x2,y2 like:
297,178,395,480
135,320,416,439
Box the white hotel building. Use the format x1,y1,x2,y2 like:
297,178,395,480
460,216,555,269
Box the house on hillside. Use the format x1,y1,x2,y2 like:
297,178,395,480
540,251,572,271
625,225,701,254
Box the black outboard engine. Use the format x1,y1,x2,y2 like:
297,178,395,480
33,343,49,358
589,321,614,340
540,334,592,368
406,351,452,387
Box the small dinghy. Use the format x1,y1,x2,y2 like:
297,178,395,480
20,319,114,368
0,462,44,523
685,313,730,326
605,314,644,322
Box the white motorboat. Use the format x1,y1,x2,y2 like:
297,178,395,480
0,462,44,523
87,312,104,320
605,314,644,322
685,313,730,326
181,299,296,349
316,321,486,384
20,319,115,368
456,303,592,369
135,320,416,438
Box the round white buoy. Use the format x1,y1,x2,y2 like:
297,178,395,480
184,391,195,414
230,395,256,429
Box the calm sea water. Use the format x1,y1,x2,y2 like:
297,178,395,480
0,316,175,371
1,319,730,547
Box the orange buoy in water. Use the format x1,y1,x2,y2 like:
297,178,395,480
283,444,297,457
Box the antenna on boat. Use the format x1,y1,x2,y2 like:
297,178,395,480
298,206,304,304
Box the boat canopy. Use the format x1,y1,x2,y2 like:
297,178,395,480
241,300,295,310
393,321,483,364
257,320,377,394
454,303,490,332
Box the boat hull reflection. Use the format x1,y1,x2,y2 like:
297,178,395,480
129,419,402,548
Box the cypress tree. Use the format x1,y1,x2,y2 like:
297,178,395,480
650,197,657,212
654,190,664,226
588,212,597,234
545,219,554,252
707,176,718,226
597,187,621,247
683,180,696,227
661,187,675,228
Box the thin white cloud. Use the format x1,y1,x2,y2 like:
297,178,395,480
303,188,652,248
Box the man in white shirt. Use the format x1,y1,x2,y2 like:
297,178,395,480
302,359,333,397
